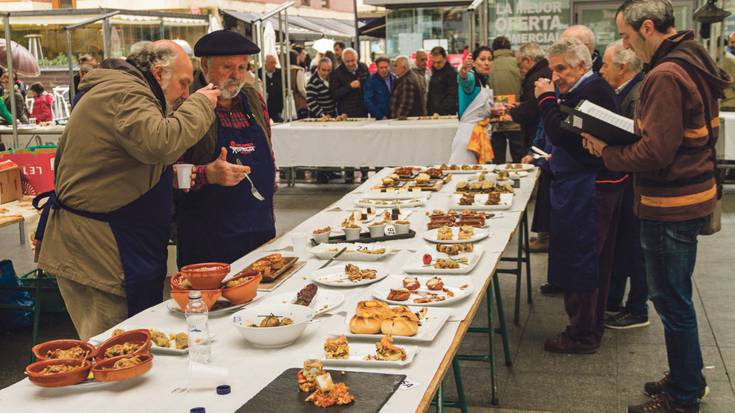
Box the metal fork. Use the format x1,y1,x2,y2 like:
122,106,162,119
235,159,265,201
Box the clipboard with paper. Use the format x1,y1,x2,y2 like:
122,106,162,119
560,99,641,145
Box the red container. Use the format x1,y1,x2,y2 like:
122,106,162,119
95,329,151,360
221,271,262,305
26,358,92,388
92,353,153,382
170,288,222,311
32,339,96,361
180,262,230,289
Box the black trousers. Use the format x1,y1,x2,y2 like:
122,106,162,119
491,130,525,163
531,169,551,234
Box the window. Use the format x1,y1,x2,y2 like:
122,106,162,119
302,0,311,6
321,0,330,8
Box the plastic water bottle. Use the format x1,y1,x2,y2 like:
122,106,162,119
185,290,211,364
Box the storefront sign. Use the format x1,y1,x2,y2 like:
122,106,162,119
490,0,570,46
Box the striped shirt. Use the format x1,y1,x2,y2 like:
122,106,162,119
306,75,336,118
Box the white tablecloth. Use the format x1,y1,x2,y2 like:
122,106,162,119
272,119,460,167
718,111,735,160
0,167,538,413
0,125,64,149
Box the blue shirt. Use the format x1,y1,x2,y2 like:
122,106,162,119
458,71,488,118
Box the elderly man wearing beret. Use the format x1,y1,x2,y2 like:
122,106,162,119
175,30,277,267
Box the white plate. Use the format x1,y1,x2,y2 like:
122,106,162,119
355,198,425,208
372,276,474,306
261,289,345,316
165,294,263,317
449,193,514,211
433,164,495,174
496,163,535,171
422,227,490,244
89,328,216,355
403,246,485,275
309,263,390,287
360,191,427,200
319,342,417,368
309,243,395,261
335,306,451,343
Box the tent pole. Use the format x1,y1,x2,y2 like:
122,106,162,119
103,17,111,59
4,14,18,148
66,29,75,105
284,9,292,122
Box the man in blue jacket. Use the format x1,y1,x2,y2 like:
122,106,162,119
363,56,394,119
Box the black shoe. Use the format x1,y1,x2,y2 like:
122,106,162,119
628,394,700,413
605,311,650,330
644,372,709,400
606,304,624,314
543,332,598,354
540,283,563,295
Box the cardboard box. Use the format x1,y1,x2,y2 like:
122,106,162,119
0,160,21,204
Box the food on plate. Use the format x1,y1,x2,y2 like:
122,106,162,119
381,177,395,186
373,335,407,361
40,364,79,375
459,193,475,206
486,192,501,206
313,226,331,235
456,180,468,190
469,181,483,191
173,333,188,350
395,219,410,226
149,329,170,348
344,264,378,282
425,167,443,178
112,329,125,336
437,226,453,240
422,253,433,265
324,336,350,359
45,346,90,360
106,356,143,370
427,210,486,229
251,314,294,328
325,246,385,256
248,254,289,280
415,173,431,185
266,253,285,270
295,283,318,306
505,163,524,170
458,225,474,240
104,342,141,358
380,306,419,336
434,259,461,269
225,273,257,288
387,288,411,301
394,166,415,177
403,276,421,290
427,277,445,290
350,300,390,334
297,359,324,392
496,170,509,180
437,243,474,255
481,180,493,190
304,372,355,408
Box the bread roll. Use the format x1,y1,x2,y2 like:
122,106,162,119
349,315,382,334
355,300,393,318
381,317,418,336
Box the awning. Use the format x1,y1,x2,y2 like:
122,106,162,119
0,8,209,27
222,9,356,40
358,16,385,38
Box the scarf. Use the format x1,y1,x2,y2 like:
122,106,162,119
467,118,493,163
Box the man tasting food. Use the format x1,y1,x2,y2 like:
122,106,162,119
34,41,219,340
176,30,277,266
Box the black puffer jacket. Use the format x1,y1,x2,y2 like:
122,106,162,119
509,59,552,150
329,62,369,117
427,62,458,115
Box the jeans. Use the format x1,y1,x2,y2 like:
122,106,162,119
640,218,705,406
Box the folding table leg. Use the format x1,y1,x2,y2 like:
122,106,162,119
522,211,533,304
19,221,26,245
493,275,512,367
436,384,444,413
514,231,522,324
452,358,469,413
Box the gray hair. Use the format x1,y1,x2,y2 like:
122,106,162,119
127,42,178,75
317,57,332,67
518,42,545,63
129,41,152,56
562,25,596,53
547,37,592,70
607,40,643,73
394,55,410,69
617,0,675,33
342,47,358,59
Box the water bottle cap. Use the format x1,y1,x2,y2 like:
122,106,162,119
188,290,202,299
216,385,231,395
190,408,205,413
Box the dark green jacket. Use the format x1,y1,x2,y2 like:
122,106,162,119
489,49,522,132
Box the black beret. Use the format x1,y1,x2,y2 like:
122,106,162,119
194,30,260,57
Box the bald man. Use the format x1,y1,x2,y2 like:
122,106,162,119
257,54,284,122
562,25,603,73
35,40,220,339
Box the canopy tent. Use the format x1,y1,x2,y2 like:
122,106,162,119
221,9,357,40
358,16,385,38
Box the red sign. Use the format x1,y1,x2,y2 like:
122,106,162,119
0,149,55,194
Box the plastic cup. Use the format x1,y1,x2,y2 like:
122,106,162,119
29,117,37,125
174,163,194,189
291,232,309,256
187,361,229,391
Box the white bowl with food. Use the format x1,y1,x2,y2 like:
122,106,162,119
232,303,314,348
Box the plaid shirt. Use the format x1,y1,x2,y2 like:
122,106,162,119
389,71,426,118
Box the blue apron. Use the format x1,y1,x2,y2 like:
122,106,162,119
176,95,276,267
544,75,599,291
34,168,173,317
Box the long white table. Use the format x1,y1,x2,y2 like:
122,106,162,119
718,111,735,161
0,166,537,413
272,119,459,167
0,125,64,149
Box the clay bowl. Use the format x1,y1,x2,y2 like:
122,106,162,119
32,339,97,361
92,353,153,382
170,272,190,290
170,288,222,311
95,329,152,360
221,271,262,305
180,262,230,290
26,358,92,387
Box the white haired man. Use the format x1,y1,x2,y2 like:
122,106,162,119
562,24,603,73
599,39,650,331
390,55,427,118
35,41,220,339
533,37,625,354
329,47,369,118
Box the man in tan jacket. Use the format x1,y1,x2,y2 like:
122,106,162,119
35,41,220,340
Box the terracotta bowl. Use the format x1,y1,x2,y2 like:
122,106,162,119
180,262,230,290
170,272,190,290
221,271,262,305
32,339,97,361
26,358,92,387
95,329,152,360
170,288,222,311
92,353,153,382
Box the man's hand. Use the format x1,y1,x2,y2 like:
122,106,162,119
350,80,361,89
581,133,608,157
534,78,554,98
459,56,473,79
521,154,535,164
195,83,221,108
205,147,252,186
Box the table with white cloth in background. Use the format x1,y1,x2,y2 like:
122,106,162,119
0,125,65,149
0,197,40,246
0,166,538,413
718,111,735,161
272,119,460,167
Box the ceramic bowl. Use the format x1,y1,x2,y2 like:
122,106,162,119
394,221,411,235
221,271,262,305
368,223,386,238
26,358,92,387
232,303,314,348
32,339,97,361
92,353,153,382
180,262,230,289
343,227,361,241
170,288,222,311
312,231,330,244
95,329,151,360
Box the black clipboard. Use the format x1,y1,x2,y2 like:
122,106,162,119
560,101,640,146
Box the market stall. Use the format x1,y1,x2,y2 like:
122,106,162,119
0,164,537,412
272,118,461,168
